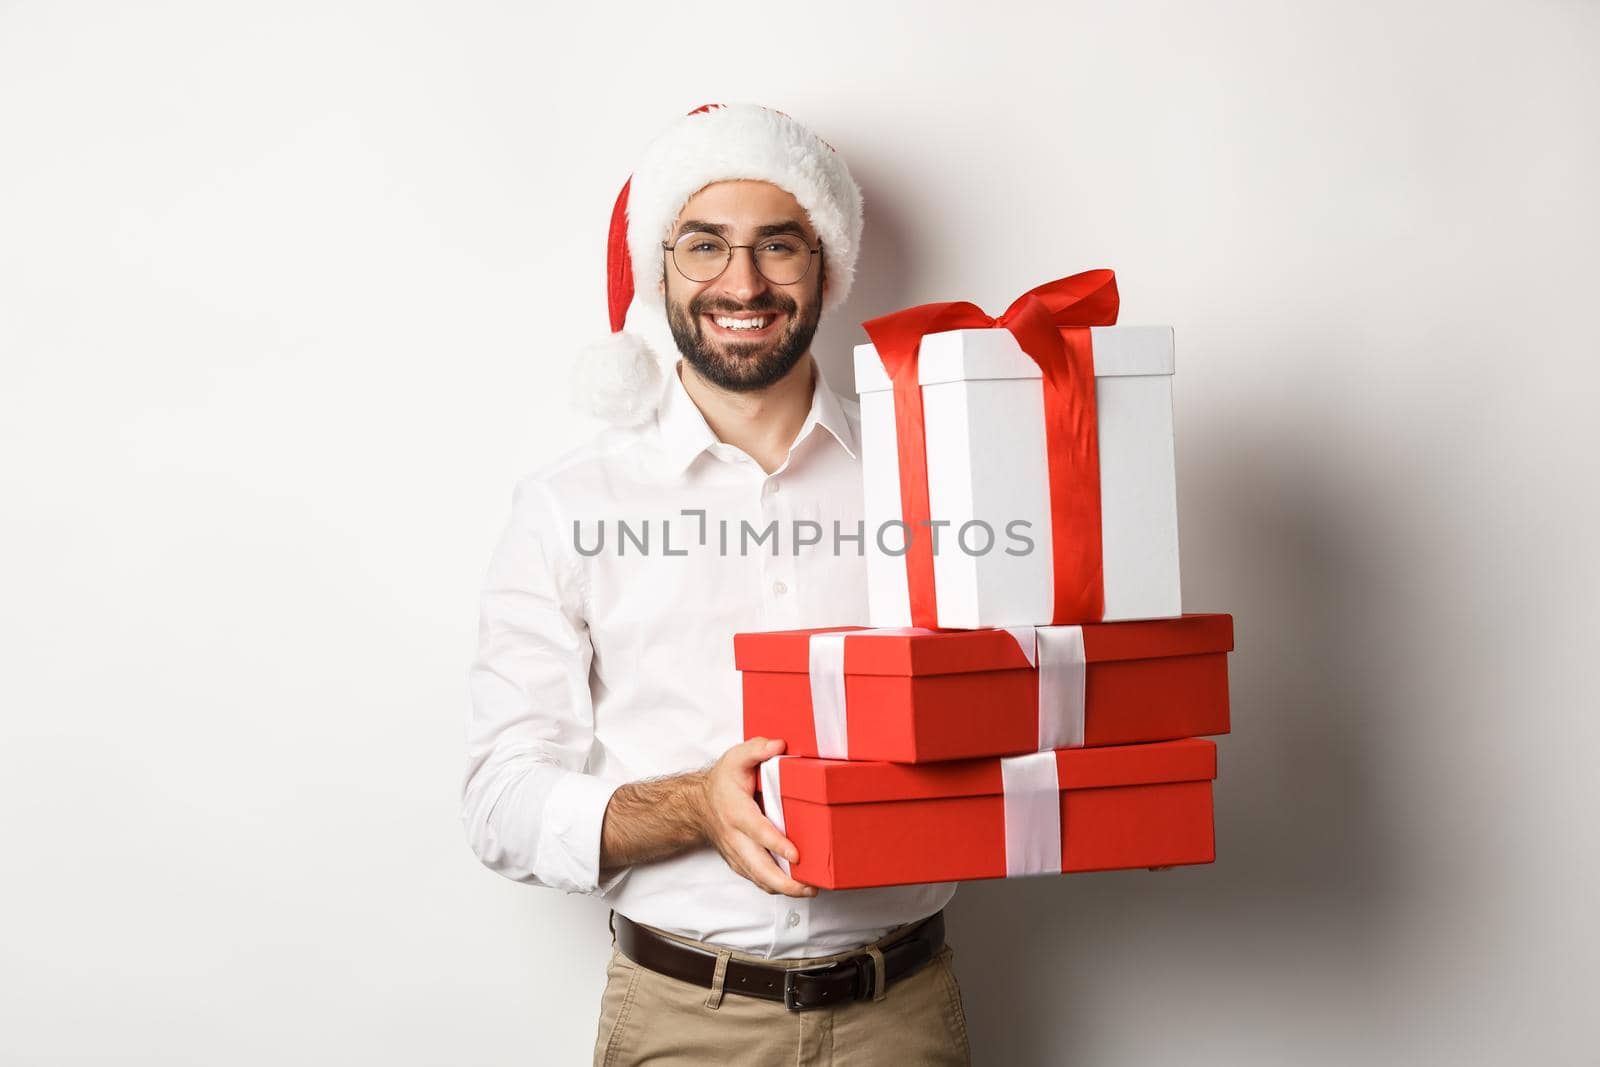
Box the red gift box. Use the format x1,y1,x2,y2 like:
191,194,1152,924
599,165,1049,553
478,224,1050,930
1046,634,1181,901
758,739,1217,890
736,613,1232,763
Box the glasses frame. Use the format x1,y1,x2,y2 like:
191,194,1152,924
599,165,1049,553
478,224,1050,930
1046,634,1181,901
661,230,824,286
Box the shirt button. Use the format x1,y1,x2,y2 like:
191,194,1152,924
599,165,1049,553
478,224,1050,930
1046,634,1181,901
764,479,780,496
786,911,800,928
772,580,788,596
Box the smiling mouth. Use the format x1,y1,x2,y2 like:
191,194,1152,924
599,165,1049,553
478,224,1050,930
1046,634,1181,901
703,312,784,341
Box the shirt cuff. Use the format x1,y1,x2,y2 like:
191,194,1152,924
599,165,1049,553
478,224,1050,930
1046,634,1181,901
536,772,623,895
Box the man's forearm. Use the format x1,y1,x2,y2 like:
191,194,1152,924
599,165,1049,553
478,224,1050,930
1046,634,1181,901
598,771,709,872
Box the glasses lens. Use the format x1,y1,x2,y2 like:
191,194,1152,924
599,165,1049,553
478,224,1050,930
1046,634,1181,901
753,235,811,285
673,232,731,282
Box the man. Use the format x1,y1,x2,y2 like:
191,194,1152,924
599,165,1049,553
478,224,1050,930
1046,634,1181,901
462,104,968,1065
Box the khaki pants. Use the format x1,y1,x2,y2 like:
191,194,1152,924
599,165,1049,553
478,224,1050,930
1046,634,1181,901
592,923,971,1066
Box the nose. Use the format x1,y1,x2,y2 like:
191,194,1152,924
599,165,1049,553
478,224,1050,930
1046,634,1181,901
716,246,769,304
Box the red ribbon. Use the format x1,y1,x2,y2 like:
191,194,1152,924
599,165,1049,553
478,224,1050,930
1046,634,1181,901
861,270,1120,627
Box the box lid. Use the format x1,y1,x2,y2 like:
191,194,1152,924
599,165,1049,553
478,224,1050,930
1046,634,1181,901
770,738,1217,805
853,325,1174,395
734,613,1233,676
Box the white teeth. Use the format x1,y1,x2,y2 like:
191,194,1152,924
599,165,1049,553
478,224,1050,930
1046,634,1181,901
713,316,769,330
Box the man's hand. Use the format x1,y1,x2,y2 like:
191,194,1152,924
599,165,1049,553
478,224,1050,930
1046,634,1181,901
699,737,817,899
597,737,816,898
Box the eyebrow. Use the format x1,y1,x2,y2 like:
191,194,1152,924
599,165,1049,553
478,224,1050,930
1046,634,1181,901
674,219,816,242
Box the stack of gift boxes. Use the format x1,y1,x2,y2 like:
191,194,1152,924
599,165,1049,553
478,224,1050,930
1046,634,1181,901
734,271,1233,890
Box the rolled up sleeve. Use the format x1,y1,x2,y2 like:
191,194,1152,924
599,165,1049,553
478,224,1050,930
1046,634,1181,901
461,475,621,895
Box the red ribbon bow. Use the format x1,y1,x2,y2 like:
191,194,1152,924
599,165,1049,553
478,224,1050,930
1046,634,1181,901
861,269,1120,627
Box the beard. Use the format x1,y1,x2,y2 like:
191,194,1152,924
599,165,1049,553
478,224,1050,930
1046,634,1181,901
666,286,822,392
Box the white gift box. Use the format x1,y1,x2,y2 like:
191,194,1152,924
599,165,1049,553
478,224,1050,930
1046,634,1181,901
854,325,1182,628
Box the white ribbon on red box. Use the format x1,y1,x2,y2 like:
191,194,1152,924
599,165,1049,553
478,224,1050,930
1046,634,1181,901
805,625,1087,759
758,755,792,877
999,751,1062,877
806,632,851,760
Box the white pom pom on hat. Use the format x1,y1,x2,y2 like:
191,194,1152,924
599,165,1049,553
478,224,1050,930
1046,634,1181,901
573,103,864,426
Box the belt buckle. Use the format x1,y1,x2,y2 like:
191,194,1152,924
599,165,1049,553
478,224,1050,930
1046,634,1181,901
781,966,824,1012
781,957,870,1013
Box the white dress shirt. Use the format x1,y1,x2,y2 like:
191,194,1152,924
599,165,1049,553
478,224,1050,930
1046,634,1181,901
462,360,956,958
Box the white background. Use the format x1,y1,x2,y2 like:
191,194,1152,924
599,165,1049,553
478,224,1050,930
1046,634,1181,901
3,2,1596,1064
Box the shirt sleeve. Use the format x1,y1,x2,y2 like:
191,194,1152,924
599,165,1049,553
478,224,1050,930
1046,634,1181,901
461,474,623,895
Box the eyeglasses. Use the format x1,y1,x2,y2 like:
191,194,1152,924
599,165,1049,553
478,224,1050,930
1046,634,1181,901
662,231,823,286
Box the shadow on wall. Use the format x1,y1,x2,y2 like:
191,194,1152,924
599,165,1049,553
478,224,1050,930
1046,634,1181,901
943,415,1421,1063
812,153,1435,1061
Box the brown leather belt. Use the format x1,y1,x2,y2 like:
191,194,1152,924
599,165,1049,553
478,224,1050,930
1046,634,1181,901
611,910,945,1013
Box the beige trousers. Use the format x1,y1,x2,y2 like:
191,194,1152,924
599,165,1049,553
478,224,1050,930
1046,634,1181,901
592,923,971,1066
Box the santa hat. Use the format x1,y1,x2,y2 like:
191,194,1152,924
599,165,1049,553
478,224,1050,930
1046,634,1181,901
571,103,864,425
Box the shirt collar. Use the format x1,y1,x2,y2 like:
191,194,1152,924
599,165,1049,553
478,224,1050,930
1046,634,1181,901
656,360,858,475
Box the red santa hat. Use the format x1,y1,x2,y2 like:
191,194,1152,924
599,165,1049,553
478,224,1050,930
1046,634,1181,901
572,103,864,425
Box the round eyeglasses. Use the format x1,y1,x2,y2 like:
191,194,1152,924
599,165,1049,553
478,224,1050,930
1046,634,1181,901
662,231,822,286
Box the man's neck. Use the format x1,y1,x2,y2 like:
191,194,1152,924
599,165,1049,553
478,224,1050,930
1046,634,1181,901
678,355,817,475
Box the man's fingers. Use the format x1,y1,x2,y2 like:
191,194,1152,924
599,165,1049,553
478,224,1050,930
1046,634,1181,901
729,837,780,893
731,835,817,899
731,808,799,863
728,736,786,769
